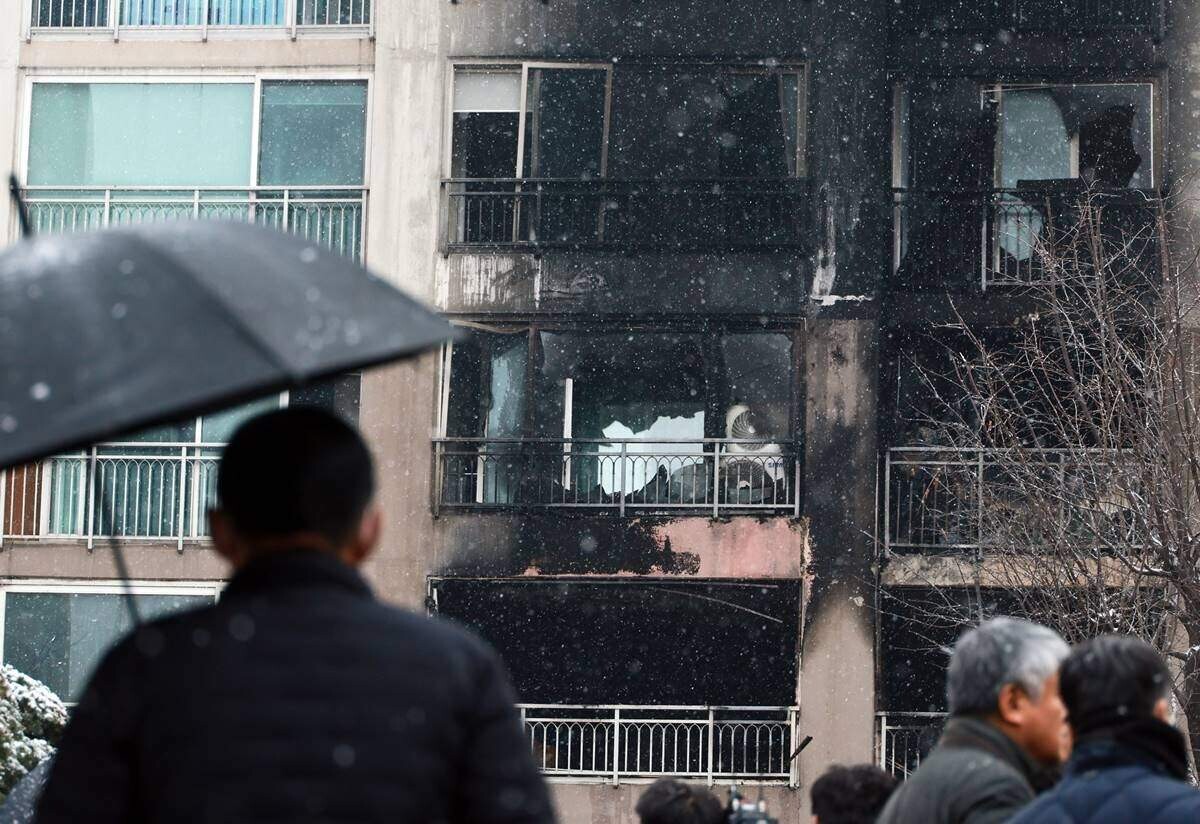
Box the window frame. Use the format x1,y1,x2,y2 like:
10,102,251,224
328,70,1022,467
0,578,223,701
444,59,809,181
20,71,374,195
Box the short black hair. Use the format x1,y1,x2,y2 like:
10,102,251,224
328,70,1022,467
216,407,374,545
811,764,898,824
635,779,724,824
1059,635,1170,735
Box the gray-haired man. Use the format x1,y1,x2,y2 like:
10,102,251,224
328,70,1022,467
876,617,1070,824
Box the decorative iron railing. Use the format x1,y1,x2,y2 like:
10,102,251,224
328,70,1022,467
434,438,800,517
21,186,367,261
891,0,1159,34
892,188,1159,290
441,178,809,250
876,711,945,779
882,447,1135,554
519,705,800,785
28,0,371,35
0,443,223,551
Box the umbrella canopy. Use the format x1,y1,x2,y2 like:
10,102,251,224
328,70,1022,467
0,220,453,468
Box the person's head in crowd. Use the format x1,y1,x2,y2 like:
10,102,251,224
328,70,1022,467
1059,635,1172,736
635,779,724,824
211,407,380,569
810,764,898,824
947,616,1070,765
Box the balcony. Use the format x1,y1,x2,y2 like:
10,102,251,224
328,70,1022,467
22,186,367,262
27,0,371,36
1,442,220,551
520,704,799,785
434,438,800,517
876,711,945,779
441,178,809,251
883,447,1135,555
892,188,1159,291
892,0,1159,35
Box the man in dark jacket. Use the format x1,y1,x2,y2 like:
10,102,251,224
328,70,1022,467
1010,636,1200,824
876,617,1070,824
35,407,556,824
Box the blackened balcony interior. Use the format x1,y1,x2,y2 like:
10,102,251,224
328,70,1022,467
892,80,1160,292
430,577,801,706
444,62,808,250
436,326,800,514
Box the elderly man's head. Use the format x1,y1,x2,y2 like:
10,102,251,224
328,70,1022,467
947,617,1070,764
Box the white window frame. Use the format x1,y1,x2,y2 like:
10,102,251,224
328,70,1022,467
0,578,223,699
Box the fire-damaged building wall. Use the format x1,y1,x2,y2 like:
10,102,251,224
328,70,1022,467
372,1,889,821
368,0,1191,821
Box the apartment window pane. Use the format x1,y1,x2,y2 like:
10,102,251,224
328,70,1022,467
444,331,528,504
540,332,706,496
452,70,522,179
609,68,800,178
28,83,254,186
523,68,606,179
258,81,368,186
718,333,793,442
200,396,283,442
3,591,214,701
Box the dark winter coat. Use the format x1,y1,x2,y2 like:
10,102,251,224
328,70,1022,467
1008,717,1200,824
34,550,556,824
875,716,1040,824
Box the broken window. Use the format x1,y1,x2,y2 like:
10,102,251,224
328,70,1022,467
441,328,528,504
892,79,1157,289
994,83,1155,273
431,577,801,706
438,327,798,510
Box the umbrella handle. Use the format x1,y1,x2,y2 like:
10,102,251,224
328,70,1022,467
8,174,33,238
93,470,142,627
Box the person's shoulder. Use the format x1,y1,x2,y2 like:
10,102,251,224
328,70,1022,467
1130,769,1200,820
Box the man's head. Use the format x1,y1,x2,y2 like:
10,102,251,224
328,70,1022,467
1059,635,1171,736
210,407,380,568
810,764,897,824
635,779,724,824
947,616,1070,765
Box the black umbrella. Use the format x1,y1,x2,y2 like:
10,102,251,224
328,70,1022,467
0,216,452,469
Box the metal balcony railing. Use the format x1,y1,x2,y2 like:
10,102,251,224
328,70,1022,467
28,0,372,35
434,438,800,517
892,188,1159,291
882,447,1134,554
441,178,809,250
21,186,367,262
0,443,222,551
892,0,1159,34
519,705,800,785
876,711,945,779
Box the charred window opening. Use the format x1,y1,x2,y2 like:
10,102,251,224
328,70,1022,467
445,62,806,248
431,577,801,706
893,80,1158,290
437,326,800,511
878,586,1022,714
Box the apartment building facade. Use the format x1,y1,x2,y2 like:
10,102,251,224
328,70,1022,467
2,1,1200,822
